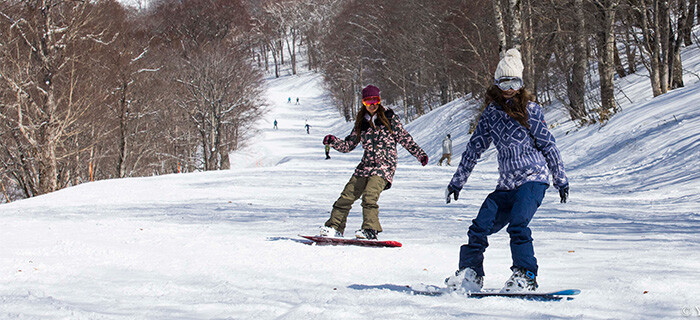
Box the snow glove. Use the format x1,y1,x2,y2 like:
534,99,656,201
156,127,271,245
323,134,337,145
559,186,569,203
445,184,460,204
419,154,429,166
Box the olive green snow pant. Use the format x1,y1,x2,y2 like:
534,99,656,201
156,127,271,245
325,175,388,234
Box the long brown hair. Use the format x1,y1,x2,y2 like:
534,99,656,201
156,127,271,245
484,84,535,129
354,103,394,139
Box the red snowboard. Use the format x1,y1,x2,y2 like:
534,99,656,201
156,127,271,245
300,235,402,247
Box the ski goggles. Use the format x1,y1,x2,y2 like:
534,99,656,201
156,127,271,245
362,96,381,107
495,77,523,91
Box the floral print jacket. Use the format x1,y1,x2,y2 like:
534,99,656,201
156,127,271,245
329,109,426,189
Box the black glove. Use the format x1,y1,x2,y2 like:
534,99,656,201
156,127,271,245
559,186,569,203
446,184,461,204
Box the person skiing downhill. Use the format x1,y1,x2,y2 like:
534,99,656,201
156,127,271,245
444,49,569,293
320,85,428,240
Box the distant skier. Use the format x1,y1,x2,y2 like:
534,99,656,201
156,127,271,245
296,97,300,105
273,119,278,130
319,85,428,240
444,49,569,293
305,123,311,134
324,144,331,159
438,134,452,166
288,97,291,103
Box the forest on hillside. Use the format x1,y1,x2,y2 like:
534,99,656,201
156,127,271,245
0,0,697,200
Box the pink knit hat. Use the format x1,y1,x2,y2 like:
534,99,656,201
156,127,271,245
362,85,380,98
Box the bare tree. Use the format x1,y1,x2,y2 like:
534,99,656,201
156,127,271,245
681,0,697,45
263,0,304,75
93,6,162,178
631,0,687,96
0,0,116,196
148,0,262,171
174,45,264,170
670,0,688,89
508,0,523,50
593,0,620,120
572,0,589,120
492,0,508,56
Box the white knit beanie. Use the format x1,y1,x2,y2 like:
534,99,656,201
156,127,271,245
494,48,524,80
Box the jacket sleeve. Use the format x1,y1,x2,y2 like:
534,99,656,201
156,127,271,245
449,109,493,190
528,103,569,189
391,114,427,159
331,128,360,153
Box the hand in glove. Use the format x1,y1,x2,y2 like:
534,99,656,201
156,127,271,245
323,134,337,145
559,186,569,203
419,154,429,166
445,184,461,204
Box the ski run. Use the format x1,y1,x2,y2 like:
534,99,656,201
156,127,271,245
1,34,700,320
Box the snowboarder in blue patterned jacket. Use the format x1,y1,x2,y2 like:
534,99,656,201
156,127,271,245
444,49,570,294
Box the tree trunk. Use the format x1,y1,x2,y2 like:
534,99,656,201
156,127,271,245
570,0,588,120
285,34,295,75
508,0,523,50
263,45,269,71
659,0,670,93
596,0,618,121
38,133,58,195
291,29,297,75
624,28,637,74
270,42,279,78
640,0,663,96
199,113,209,171
492,0,508,56
522,0,535,91
671,0,686,89
37,90,59,194
307,40,314,70
279,38,284,65
671,47,685,88
683,0,696,45
117,82,129,178
614,39,627,78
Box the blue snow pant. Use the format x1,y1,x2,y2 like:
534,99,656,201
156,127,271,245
458,182,548,277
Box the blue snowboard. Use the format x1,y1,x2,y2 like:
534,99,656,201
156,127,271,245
411,284,580,301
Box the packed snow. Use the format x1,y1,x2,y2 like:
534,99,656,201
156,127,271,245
1,45,699,319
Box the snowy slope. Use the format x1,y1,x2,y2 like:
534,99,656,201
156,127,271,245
1,44,699,319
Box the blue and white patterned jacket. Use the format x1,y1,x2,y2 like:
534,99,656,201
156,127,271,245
450,101,568,191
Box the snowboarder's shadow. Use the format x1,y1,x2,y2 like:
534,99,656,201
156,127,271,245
348,284,413,294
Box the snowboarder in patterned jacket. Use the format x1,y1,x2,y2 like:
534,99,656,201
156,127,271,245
319,85,428,240
444,49,569,294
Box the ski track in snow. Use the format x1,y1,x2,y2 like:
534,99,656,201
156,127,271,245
1,47,700,319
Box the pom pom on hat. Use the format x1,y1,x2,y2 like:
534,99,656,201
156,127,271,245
494,48,524,80
362,85,381,98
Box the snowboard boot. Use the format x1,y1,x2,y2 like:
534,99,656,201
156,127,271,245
354,229,378,240
500,267,538,293
319,225,343,237
445,267,483,292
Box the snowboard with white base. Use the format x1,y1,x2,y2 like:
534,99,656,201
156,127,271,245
410,283,580,301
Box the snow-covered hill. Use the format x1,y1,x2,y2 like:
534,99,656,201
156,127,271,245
1,44,698,319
